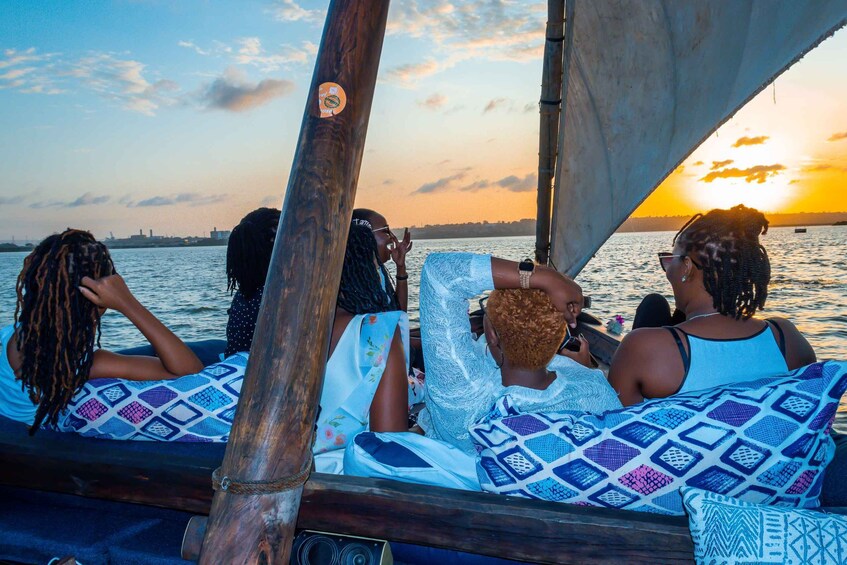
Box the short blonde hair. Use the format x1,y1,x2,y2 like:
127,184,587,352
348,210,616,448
486,289,567,370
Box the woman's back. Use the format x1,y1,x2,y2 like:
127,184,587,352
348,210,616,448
671,321,788,394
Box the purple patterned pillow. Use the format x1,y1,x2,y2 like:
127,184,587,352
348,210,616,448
470,361,847,515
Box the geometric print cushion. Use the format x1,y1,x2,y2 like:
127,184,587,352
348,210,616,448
682,486,847,564
52,353,249,442
471,361,847,515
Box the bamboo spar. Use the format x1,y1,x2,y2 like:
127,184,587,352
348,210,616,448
534,0,566,265
198,1,391,562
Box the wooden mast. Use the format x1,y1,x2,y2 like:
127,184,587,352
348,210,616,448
534,0,566,265
198,1,391,562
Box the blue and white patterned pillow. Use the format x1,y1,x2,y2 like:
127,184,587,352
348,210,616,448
682,486,847,564
53,353,248,441
470,361,847,515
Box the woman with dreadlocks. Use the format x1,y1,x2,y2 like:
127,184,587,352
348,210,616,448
0,229,203,433
224,207,281,357
604,205,816,406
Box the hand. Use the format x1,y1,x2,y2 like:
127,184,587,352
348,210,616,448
540,269,584,328
558,335,593,368
79,274,138,313
389,228,413,270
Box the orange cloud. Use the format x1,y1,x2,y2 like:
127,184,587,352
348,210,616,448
732,135,769,147
827,132,847,142
711,159,734,170
700,164,786,184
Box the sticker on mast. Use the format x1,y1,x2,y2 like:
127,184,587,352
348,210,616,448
318,82,347,118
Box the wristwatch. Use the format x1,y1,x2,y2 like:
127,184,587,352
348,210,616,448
518,259,535,289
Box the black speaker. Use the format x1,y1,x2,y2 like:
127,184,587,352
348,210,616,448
290,530,392,565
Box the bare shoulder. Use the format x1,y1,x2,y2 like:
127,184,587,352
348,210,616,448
766,316,816,369
616,327,677,359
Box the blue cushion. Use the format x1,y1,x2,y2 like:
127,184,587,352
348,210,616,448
471,361,847,515
682,486,847,564
344,432,481,491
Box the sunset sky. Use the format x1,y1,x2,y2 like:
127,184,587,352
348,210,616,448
1,1,846,242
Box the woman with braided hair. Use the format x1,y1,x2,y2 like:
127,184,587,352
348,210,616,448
0,229,203,433
605,205,816,406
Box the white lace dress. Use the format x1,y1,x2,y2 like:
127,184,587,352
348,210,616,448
416,253,622,454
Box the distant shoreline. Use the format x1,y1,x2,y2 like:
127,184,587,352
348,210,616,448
2,212,845,250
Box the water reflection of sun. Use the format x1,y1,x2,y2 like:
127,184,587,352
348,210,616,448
688,137,798,213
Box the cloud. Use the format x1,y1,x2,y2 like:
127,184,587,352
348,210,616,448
383,59,441,87
132,192,228,207
0,194,26,205
692,161,704,166
417,93,447,110
260,195,280,207
801,163,847,173
67,192,110,207
234,37,311,72
0,47,63,94
199,68,294,112
387,1,545,64
789,179,800,185
523,102,536,113
269,0,324,23
411,171,468,194
700,164,786,184
732,135,769,147
460,173,537,193
827,132,847,142
483,98,508,114
177,41,210,56
710,159,734,170
382,179,396,185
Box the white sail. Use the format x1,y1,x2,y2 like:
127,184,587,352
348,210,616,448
549,0,847,276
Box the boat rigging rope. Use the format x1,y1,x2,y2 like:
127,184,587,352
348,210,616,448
211,456,314,495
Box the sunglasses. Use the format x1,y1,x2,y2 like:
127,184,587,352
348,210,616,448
658,252,701,272
372,225,393,236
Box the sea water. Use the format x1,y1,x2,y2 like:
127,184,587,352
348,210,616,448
0,226,844,428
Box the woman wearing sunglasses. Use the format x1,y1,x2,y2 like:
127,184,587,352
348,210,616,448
608,204,816,406
351,208,412,312
416,253,621,455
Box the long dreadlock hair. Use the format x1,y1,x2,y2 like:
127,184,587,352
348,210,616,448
337,224,399,314
14,229,115,434
673,204,770,320
350,209,400,310
226,207,281,299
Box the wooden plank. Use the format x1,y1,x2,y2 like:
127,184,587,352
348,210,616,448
198,1,392,562
0,428,694,564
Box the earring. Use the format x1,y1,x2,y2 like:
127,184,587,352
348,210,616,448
681,275,687,283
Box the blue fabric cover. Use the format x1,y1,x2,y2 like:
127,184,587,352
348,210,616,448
345,431,481,491
683,486,847,564
0,486,194,565
471,361,847,515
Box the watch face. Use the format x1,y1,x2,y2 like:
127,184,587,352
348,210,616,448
519,260,534,272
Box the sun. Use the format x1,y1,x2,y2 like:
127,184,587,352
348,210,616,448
687,135,799,213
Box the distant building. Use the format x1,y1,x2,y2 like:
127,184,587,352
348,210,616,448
210,227,231,241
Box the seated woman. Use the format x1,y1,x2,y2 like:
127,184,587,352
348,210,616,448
225,207,281,357
0,229,204,434
416,253,622,454
51,224,409,473
351,208,411,312
607,205,816,406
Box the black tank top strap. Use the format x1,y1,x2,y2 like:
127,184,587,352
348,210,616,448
665,326,690,374
765,319,787,359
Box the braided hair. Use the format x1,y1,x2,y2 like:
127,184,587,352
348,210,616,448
337,225,399,314
226,207,281,299
673,204,770,320
14,229,115,433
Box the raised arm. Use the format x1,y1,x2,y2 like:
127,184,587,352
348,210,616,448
490,257,584,326
79,274,204,380
390,228,412,311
